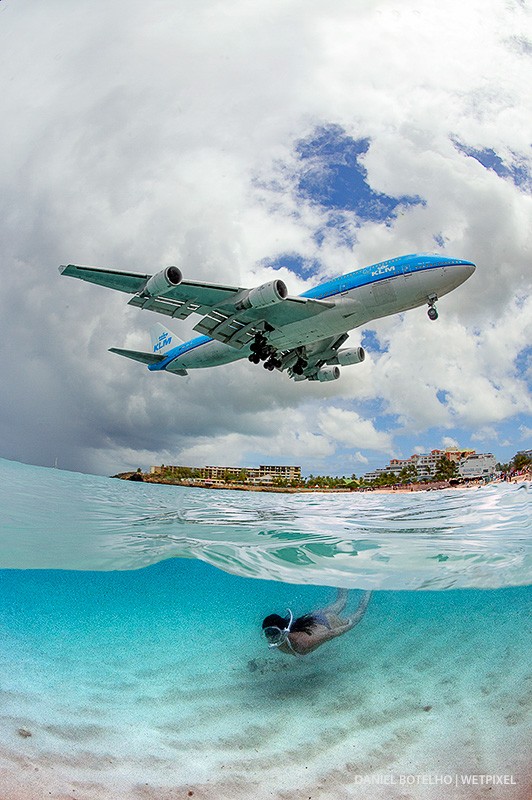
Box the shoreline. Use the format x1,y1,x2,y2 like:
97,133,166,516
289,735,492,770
113,471,531,494
113,474,481,494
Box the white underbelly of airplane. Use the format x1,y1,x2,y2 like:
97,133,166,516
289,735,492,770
168,264,467,369
167,339,242,372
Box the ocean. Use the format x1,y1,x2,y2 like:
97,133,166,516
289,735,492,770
0,457,530,799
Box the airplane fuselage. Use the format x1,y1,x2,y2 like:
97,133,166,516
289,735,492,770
151,254,475,374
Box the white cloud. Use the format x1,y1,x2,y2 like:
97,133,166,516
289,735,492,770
441,437,459,449
318,408,393,452
370,293,532,435
470,427,499,443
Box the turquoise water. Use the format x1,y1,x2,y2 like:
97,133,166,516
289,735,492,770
1,458,530,588
0,458,530,799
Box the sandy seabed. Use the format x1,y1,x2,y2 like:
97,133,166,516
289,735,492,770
0,568,530,800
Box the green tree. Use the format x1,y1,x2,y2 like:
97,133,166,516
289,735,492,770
370,471,397,487
512,452,531,471
399,463,418,483
433,456,458,481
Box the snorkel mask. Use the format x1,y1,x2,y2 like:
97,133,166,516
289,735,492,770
263,609,293,648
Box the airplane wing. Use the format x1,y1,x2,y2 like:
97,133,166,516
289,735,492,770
60,264,333,349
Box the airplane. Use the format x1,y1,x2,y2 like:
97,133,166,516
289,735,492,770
60,253,475,382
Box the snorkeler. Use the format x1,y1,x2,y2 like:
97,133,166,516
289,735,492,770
262,589,372,656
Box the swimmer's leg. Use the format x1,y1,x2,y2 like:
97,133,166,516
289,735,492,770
322,588,349,615
342,591,372,630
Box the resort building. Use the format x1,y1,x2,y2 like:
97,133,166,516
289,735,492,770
457,453,497,479
362,448,496,482
150,464,302,484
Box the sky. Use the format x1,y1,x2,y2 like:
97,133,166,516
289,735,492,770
0,0,531,477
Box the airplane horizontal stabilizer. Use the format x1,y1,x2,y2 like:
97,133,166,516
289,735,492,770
108,347,166,365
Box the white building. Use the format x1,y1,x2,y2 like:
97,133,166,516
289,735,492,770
150,464,301,483
458,453,496,479
362,447,479,482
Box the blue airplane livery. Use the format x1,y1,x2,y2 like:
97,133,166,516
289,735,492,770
60,253,475,382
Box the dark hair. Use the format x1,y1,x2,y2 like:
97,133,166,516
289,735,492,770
262,614,289,630
290,613,317,636
262,612,317,636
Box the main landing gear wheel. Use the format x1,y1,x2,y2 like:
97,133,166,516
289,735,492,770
292,358,308,375
264,356,282,371
427,295,438,321
250,333,272,362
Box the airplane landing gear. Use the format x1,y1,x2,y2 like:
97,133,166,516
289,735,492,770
427,295,438,321
249,333,272,361
264,355,282,371
292,358,308,375
249,332,282,370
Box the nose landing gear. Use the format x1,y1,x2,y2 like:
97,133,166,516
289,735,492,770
427,295,438,321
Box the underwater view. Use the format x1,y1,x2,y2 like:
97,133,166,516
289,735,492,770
0,457,530,799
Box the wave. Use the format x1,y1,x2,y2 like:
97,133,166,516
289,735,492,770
0,457,530,589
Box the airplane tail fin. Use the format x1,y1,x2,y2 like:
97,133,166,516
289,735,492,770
150,323,181,355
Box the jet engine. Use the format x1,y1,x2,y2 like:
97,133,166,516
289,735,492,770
142,266,183,297
316,366,340,382
236,279,288,310
336,346,365,366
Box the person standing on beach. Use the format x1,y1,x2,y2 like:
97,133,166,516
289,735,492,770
262,589,372,656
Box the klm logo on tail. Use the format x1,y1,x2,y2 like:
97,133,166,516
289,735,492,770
153,332,172,352
149,323,181,355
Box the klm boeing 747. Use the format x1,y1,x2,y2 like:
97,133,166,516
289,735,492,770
60,254,475,382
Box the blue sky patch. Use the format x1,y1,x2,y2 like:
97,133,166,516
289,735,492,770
261,253,321,278
361,329,388,354
295,125,424,221
514,345,531,388
454,140,532,192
